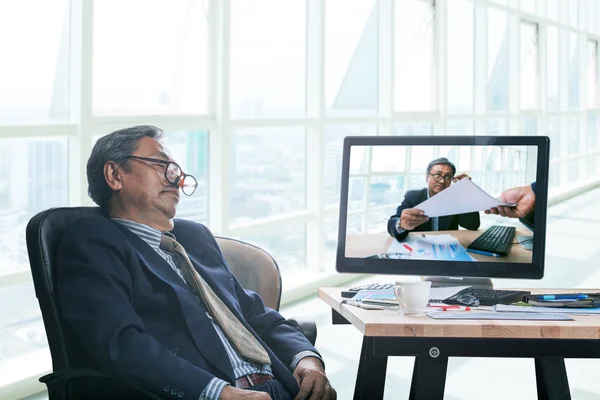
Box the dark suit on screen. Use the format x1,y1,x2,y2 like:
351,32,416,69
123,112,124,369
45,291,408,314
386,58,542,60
387,188,481,241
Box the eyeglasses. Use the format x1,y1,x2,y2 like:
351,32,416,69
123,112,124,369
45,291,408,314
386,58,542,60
454,293,480,307
429,173,453,183
126,156,198,196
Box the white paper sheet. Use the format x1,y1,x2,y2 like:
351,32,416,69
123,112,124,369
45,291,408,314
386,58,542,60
386,234,477,262
414,178,515,218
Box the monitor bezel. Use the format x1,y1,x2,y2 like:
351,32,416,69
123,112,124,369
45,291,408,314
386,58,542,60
336,135,549,279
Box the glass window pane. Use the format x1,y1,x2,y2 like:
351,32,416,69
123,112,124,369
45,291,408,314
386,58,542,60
366,205,397,233
237,224,306,272
0,282,50,376
394,0,435,112
487,118,507,135
326,0,378,116
230,127,305,224
547,116,560,160
520,22,539,110
0,137,68,273
409,146,434,174
588,40,598,109
521,116,537,135
230,0,305,118
569,0,579,27
569,116,579,155
325,125,376,207
393,122,433,136
570,33,580,110
93,1,209,115
587,114,597,152
161,131,209,224
0,1,70,123
547,27,559,111
521,0,536,13
487,9,508,112
447,0,473,113
547,0,559,20
446,120,474,135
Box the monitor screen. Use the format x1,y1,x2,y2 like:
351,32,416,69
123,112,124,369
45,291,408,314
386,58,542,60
336,135,549,280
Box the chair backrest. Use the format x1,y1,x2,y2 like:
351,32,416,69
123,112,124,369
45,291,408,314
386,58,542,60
25,207,284,372
26,206,104,371
215,237,282,311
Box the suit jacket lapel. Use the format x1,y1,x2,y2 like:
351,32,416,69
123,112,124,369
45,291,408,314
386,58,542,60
113,223,236,380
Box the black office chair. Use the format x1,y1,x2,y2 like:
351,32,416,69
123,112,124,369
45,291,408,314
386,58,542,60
26,206,317,399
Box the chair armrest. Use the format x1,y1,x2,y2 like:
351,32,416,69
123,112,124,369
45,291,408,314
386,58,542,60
288,317,317,346
40,369,162,400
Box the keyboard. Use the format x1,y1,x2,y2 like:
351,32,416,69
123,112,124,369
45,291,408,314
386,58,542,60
341,283,394,298
467,225,516,257
437,287,531,306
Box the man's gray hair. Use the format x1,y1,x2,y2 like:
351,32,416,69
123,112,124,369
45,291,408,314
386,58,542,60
87,125,165,210
426,157,456,176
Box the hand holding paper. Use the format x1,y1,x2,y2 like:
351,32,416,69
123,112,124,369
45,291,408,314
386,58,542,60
414,179,515,218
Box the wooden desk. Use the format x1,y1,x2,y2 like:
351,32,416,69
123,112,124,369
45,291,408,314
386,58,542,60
345,228,533,263
319,287,600,400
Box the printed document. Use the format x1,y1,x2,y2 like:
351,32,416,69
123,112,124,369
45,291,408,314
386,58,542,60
414,178,515,218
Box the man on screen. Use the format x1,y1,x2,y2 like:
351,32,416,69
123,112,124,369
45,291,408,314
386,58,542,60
387,157,480,241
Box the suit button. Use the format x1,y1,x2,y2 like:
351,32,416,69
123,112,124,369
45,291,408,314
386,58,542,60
164,385,171,392
171,388,178,395
169,348,178,355
177,391,185,398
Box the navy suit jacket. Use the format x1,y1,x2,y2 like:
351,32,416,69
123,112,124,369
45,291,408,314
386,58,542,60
387,188,481,241
56,215,316,399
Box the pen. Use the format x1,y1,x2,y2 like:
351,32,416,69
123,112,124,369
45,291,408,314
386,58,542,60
466,249,500,258
429,305,471,311
342,300,386,310
403,244,413,252
538,294,588,300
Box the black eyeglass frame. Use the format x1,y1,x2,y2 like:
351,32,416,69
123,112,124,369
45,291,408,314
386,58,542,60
428,173,454,183
126,155,198,196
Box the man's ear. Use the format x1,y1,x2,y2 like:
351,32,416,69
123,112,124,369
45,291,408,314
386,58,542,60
104,161,123,191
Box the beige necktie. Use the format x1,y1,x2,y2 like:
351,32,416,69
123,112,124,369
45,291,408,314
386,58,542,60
160,234,271,364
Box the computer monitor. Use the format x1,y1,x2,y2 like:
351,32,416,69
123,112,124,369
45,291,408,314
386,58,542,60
336,135,549,282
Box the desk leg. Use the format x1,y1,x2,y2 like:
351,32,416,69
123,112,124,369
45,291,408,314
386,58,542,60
354,337,387,400
535,358,571,400
408,355,448,400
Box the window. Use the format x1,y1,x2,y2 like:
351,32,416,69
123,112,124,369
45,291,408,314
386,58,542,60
325,0,378,116
569,33,580,110
93,0,209,115
161,131,209,224
487,8,508,112
230,0,306,118
0,138,68,273
588,40,598,109
394,0,435,112
229,127,306,225
447,0,473,113
520,22,539,110
546,26,559,111
0,1,70,122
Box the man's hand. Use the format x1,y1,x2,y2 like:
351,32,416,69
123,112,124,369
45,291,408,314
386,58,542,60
400,208,429,231
453,173,471,183
293,357,336,400
219,385,271,399
484,184,535,219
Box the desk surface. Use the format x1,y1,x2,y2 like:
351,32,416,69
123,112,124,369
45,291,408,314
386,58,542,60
345,228,532,263
319,287,600,340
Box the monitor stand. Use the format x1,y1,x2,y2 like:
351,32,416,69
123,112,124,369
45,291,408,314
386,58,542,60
422,276,493,289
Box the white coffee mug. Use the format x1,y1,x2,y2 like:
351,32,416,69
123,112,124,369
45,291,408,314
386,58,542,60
394,281,432,315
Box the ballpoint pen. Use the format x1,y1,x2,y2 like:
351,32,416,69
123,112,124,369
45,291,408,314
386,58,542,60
342,299,387,310
466,249,500,258
537,294,588,301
